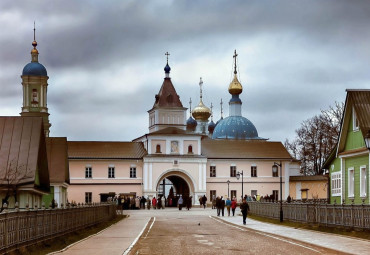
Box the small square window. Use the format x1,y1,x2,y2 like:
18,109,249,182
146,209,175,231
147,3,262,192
85,167,92,178
85,192,92,204
210,166,216,177
130,167,136,178
251,166,257,177
108,167,115,178
230,166,236,177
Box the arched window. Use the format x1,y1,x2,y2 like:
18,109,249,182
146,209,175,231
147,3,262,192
188,145,193,154
156,144,161,153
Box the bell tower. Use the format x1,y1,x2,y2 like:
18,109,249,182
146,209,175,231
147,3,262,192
20,23,51,137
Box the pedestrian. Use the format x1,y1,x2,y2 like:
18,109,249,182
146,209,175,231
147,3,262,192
130,196,135,209
202,195,207,209
212,195,216,209
169,197,172,207
178,195,183,210
152,197,157,209
135,196,140,209
216,196,221,216
231,197,237,216
147,197,151,210
240,199,250,225
220,196,225,217
186,196,192,210
199,197,203,208
225,197,231,216
161,196,165,209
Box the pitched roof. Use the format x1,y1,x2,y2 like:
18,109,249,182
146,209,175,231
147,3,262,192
68,141,147,159
290,175,328,182
201,138,292,159
337,89,370,153
151,78,183,109
0,117,49,191
348,89,370,138
46,137,69,184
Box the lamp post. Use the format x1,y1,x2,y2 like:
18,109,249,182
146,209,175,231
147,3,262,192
272,161,283,222
236,171,244,200
227,180,230,198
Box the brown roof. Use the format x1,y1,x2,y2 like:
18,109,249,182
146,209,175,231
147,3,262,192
68,141,147,159
347,89,370,138
150,127,201,136
290,175,328,182
46,137,70,184
201,138,292,159
151,78,183,109
0,117,49,191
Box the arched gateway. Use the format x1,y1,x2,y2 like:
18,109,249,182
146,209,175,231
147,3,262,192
155,170,196,205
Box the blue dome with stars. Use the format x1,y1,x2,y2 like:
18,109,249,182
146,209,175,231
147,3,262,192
212,116,263,140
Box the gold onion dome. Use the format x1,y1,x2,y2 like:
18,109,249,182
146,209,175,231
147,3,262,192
192,77,211,121
192,100,211,121
228,74,243,95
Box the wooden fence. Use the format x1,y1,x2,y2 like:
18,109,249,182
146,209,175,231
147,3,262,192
249,201,370,229
0,203,116,254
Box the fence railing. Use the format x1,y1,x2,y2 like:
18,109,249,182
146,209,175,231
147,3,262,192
0,203,116,254
249,201,370,229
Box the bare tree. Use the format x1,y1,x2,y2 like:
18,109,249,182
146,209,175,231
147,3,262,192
0,160,32,211
285,102,344,175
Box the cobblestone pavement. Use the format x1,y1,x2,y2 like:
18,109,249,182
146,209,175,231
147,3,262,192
52,207,370,255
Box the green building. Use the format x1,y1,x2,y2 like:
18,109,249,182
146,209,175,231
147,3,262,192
324,89,370,205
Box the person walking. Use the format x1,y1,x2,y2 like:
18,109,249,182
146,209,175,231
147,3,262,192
135,196,140,209
147,197,151,210
178,195,183,210
152,197,157,209
220,196,225,217
225,197,231,216
216,196,221,216
231,197,237,216
161,196,165,209
240,199,250,225
202,195,207,209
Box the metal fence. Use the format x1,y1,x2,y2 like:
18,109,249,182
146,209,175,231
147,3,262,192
249,201,370,229
0,203,116,254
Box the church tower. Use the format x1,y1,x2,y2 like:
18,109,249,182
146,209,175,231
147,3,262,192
148,53,187,132
20,24,51,137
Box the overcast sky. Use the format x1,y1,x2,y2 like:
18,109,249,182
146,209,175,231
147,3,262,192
1,1,369,143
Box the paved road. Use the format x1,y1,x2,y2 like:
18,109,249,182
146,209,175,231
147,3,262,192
128,212,347,255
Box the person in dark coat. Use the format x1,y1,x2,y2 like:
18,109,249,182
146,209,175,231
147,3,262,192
240,199,250,225
201,195,207,209
216,196,221,216
178,195,184,210
186,196,192,210
220,196,225,217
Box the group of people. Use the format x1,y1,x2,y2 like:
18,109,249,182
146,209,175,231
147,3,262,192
177,195,193,210
212,195,251,225
214,196,238,217
145,196,166,210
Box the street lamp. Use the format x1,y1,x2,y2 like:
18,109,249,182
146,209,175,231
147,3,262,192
272,161,283,222
236,170,244,200
227,180,230,198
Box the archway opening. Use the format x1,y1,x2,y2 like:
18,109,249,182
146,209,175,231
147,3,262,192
157,175,190,207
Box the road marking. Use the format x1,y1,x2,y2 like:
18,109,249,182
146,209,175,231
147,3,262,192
144,217,156,239
122,217,153,255
210,216,322,254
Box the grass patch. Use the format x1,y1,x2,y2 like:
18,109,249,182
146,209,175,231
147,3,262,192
248,214,370,240
11,215,127,255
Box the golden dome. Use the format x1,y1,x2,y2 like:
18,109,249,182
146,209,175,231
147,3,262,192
192,100,211,121
228,74,243,95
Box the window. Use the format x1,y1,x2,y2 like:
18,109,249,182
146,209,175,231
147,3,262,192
108,166,115,178
272,190,279,201
85,192,92,204
251,166,257,177
85,166,92,178
31,89,38,105
188,145,193,154
353,108,359,131
130,167,136,178
230,166,236,177
231,190,237,200
331,172,342,196
360,166,367,197
251,190,257,198
210,166,216,177
210,190,216,201
348,167,354,197
156,144,161,153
